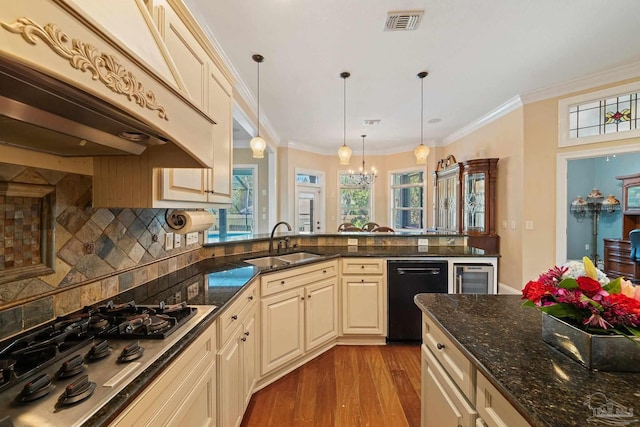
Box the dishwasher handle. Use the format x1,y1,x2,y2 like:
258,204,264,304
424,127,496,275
396,267,441,275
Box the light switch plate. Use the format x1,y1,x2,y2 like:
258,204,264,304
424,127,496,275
174,234,182,248
525,221,534,230
418,238,429,246
347,238,358,246
186,232,198,245
165,232,174,250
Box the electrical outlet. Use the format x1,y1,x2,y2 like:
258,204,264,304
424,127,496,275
174,233,182,248
174,292,182,303
525,221,534,230
186,232,198,245
165,232,174,250
418,238,429,246
347,238,358,246
585,244,590,251
510,220,516,230
502,220,508,229
187,282,199,300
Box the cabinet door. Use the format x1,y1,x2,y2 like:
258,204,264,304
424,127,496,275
208,69,232,202
164,359,217,427
241,308,258,409
305,278,338,351
261,288,305,375
341,276,384,335
161,168,209,202
422,346,477,427
218,333,242,427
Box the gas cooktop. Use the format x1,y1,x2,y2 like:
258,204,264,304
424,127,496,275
0,303,214,427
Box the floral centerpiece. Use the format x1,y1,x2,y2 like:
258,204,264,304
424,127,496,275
522,257,640,371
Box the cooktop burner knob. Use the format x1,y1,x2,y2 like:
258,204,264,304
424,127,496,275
18,373,52,402
87,339,111,361
58,354,86,378
118,341,144,362
59,374,97,405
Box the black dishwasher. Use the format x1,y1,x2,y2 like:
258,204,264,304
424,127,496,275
387,260,448,343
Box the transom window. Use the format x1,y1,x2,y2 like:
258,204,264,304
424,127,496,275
339,172,372,228
390,171,425,231
569,93,638,139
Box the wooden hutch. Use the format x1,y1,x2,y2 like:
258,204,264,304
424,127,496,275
433,156,499,252
603,172,640,282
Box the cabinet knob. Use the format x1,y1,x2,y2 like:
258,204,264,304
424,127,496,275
281,280,285,285
244,331,250,336
308,295,312,299
361,265,365,269
361,279,364,283
248,295,254,301
323,270,326,273
301,296,305,301
241,337,247,342
437,343,445,350
231,315,238,321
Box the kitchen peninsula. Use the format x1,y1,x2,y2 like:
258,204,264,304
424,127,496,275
415,294,640,427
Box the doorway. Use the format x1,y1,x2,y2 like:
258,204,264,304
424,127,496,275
295,169,325,233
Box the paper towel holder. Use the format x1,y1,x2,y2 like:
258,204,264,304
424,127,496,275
166,209,187,230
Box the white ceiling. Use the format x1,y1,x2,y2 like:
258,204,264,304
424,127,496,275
185,0,640,154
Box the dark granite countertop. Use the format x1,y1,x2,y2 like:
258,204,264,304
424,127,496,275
86,246,497,425
414,294,640,427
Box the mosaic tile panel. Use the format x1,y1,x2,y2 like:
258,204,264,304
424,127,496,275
1,195,42,270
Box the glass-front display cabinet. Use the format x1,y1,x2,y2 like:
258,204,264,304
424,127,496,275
432,156,462,233
461,158,499,252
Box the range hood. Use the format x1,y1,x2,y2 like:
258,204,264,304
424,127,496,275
0,57,170,157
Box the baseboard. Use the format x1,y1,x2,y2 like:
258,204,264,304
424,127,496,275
336,335,387,345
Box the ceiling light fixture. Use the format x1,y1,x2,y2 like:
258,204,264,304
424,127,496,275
249,54,266,159
347,134,377,187
337,71,352,165
414,71,430,165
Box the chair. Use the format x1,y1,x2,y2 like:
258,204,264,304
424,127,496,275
372,226,394,232
343,226,363,232
630,229,640,261
362,222,379,231
337,222,353,231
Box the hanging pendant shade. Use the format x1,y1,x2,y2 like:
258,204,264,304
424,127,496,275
337,71,352,165
415,71,430,165
251,54,266,159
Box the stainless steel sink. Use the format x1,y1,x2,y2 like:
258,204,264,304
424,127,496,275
275,252,321,263
244,252,321,268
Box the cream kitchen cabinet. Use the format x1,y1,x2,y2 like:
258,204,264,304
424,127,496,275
340,258,386,336
110,318,217,427
217,282,258,427
421,313,531,427
260,260,338,375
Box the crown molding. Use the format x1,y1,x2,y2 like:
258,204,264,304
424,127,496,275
521,60,640,104
443,96,523,145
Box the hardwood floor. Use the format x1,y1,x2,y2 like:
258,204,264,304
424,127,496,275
241,345,422,427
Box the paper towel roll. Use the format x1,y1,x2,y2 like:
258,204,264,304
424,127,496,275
167,210,215,233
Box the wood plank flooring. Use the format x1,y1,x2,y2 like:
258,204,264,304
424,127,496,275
241,345,422,427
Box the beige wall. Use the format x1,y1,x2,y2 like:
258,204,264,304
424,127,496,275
444,109,525,289
278,147,437,232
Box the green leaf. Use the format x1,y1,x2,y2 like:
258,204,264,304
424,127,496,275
540,303,584,319
558,278,578,289
521,300,535,308
603,277,621,294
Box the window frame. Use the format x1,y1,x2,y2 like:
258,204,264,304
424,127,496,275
558,81,640,147
389,167,427,232
337,170,375,228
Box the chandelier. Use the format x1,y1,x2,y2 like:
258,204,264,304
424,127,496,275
347,134,377,187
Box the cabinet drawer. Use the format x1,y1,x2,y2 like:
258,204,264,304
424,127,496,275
423,313,475,401
341,258,384,275
423,345,477,427
261,260,337,297
476,371,531,427
219,281,257,345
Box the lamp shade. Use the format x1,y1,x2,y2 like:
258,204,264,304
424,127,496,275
338,144,352,165
250,135,266,158
414,143,430,165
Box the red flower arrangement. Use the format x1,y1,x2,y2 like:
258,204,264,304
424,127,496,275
522,257,640,337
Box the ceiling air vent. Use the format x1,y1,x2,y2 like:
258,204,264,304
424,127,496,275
384,11,423,31
363,119,381,126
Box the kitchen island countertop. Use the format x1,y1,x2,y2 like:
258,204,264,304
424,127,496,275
414,294,640,427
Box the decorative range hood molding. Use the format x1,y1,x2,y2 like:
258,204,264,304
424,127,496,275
0,0,216,167
0,182,55,198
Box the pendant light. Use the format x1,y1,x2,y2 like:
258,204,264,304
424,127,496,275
337,71,352,165
414,71,430,165
249,54,266,159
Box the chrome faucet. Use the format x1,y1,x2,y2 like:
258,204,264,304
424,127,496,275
269,221,292,253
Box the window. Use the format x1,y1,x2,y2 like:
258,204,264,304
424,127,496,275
206,167,256,242
339,172,373,228
558,81,640,147
390,170,425,231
